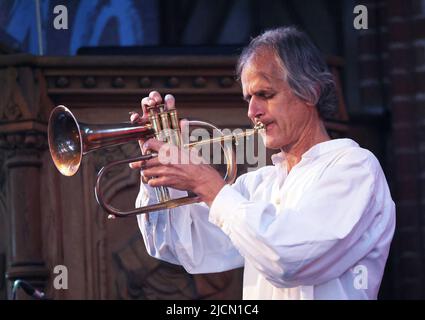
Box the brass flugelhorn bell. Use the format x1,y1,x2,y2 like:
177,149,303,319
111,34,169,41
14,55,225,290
48,105,264,218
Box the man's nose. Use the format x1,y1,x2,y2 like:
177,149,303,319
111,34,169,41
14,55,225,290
247,97,264,120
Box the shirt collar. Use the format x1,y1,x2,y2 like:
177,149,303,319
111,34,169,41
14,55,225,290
271,152,285,165
271,138,359,165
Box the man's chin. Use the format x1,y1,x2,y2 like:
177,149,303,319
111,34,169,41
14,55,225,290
264,139,282,150
264,135,291,150
260,133,286,149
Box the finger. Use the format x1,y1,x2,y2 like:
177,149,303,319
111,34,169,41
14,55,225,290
147,176,173,188
141,97,150,113
141,97,157,118
179,118,190,144
143,157,162,168
141,138,153,154
129,160,145,169
130,111,149,151
140,174,150,184
130,111,148,124
130,112,140,123
141,97,157,108
164,94,175,110
138,140,145,153
142,166,170,179
143,138,166,153
149,91,163,104
180,118,189,130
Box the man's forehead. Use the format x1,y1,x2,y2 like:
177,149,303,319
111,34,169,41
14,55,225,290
241,51,286,82
241,56,286,90
242,69,273,87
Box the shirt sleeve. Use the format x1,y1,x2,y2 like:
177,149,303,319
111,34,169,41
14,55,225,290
209,150,396,288
136,181,244,274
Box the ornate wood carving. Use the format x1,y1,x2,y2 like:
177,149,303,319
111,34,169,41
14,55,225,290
0,134,50,299
0,59,54,298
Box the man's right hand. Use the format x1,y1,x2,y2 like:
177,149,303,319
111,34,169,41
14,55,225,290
129,91,176,170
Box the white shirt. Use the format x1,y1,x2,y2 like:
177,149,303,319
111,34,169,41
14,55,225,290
136,138,395,300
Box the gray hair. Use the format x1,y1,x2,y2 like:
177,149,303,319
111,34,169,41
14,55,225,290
236,26,338,120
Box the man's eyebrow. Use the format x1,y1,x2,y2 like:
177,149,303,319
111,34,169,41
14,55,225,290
257,87,274,92
243,87,275,100
252,87,274,95
255,67,285,82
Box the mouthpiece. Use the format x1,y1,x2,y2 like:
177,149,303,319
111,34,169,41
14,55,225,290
254,122,265,131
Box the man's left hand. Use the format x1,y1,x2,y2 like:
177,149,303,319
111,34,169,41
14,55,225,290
140,138,226,207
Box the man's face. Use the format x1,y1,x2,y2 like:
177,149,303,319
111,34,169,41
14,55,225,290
241,50,314,150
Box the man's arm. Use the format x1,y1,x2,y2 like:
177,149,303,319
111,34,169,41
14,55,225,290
209,149,396,288
131,90,244,274
136,182,244,274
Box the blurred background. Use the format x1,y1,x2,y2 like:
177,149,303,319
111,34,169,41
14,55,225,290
0,0,422,299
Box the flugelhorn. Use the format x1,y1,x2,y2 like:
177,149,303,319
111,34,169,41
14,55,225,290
48,105,264,218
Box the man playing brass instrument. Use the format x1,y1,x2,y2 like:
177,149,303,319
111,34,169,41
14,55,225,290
130,27,395,300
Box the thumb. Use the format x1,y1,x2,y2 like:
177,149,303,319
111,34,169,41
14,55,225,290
143,138,165,153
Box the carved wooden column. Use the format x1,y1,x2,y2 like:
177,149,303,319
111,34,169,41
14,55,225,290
0,63,52,299
1,132,49,298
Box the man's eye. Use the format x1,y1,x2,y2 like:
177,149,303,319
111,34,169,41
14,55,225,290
258,92,274,99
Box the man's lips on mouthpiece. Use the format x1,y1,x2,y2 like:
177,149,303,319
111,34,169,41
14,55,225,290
254,120,274,132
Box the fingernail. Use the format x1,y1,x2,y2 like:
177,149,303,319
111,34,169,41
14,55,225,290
130,113,139,123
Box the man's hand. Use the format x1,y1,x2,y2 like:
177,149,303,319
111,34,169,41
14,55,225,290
129,91,226,207
140,138,225,207
129,90,172,170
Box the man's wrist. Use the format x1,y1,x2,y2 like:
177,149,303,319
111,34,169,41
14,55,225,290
193,168,226,206
196,181,226,206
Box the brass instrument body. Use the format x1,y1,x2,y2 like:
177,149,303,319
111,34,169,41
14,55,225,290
48,105,263,218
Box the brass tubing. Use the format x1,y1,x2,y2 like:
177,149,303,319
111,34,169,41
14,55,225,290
169,109,179,130
149,107,172,202
184,125,263,148
168,109,182,146
48,105,264,218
